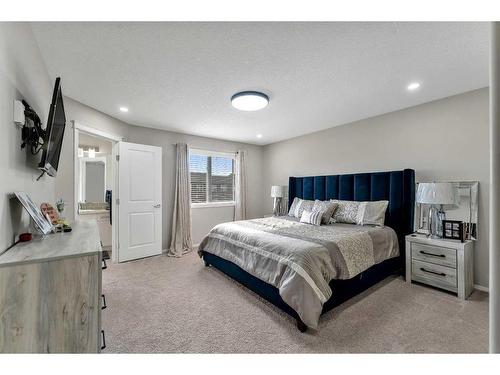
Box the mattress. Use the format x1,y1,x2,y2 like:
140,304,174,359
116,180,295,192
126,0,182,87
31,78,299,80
198,216,399,329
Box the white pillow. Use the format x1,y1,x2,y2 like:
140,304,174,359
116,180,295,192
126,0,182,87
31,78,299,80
288,197,301,217
357,200,389,226
300,210,324,226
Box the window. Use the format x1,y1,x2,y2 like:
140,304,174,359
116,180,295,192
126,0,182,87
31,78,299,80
189,149,235,205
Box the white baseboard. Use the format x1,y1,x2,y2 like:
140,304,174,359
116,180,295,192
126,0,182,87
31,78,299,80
162,245,199,254
474,284,489,293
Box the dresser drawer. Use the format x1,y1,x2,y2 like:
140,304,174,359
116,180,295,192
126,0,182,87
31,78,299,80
411,242,457,268
412,259,457,292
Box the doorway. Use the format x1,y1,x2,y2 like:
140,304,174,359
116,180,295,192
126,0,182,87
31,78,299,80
73,121,122,261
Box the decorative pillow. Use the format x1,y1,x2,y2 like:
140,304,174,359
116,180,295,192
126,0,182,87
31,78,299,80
295,199,314,219
357,200,389,226
312,200,338,225
330,200,361,224
288,197,301,217
300,210,324,226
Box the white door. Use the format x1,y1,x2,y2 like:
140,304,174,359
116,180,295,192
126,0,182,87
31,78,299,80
116,142,162,262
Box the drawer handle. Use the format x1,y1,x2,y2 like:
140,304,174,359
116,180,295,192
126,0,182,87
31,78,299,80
101,329,106,350
420,250,445,258
101,294,107,310
420,267,446,277
102,259,107,270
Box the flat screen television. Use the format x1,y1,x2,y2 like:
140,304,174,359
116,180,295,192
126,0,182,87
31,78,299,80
38,77,66,177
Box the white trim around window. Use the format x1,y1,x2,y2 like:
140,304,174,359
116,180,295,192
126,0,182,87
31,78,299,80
191,201,236,209
189,147,236,159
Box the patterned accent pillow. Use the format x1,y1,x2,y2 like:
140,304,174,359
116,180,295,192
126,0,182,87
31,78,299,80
312,200,338,225
288,197,301,217
330,200,361,224
295,199,314,219
300,210,324,226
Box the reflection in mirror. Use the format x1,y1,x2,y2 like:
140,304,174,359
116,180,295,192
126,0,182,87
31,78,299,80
415,181,479,240
78,156,108,204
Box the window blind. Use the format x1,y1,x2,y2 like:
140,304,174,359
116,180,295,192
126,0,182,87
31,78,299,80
189,151,235,204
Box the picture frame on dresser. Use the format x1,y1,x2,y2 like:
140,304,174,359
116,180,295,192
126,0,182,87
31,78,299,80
442,220,465,242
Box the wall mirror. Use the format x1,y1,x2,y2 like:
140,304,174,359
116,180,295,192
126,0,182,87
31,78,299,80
78,157,107,203
415,181,478,240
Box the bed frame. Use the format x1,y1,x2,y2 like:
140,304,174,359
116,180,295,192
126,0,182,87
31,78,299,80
201,169,415,332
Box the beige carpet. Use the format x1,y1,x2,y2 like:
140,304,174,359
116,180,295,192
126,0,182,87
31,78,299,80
102,252,488,353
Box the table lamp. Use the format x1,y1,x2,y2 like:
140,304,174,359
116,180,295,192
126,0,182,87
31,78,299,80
416,182,458,238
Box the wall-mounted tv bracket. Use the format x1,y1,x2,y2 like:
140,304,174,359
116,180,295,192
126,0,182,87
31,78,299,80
20,100,46,156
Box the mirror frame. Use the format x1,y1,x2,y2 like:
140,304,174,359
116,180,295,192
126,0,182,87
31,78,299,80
414,181,479,240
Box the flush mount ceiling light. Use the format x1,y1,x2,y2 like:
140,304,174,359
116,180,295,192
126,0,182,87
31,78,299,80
231,91,269,111
119,106,129,112
256,134,263,139
407,82,421,91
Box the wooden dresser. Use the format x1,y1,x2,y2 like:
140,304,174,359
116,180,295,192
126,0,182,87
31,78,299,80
0,221,105,353
405,233,474,299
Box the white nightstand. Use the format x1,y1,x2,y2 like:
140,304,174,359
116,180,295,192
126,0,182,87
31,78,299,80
405,233,474,299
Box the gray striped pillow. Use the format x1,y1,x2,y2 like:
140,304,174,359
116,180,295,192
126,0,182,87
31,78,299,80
300,210,324,226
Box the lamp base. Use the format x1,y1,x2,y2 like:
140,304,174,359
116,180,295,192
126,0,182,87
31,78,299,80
273,197,283,216
428,205,445,238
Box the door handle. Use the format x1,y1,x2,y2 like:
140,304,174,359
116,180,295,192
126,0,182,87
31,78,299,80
153,204,161,208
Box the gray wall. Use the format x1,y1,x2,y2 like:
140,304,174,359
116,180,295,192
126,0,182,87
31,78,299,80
0,23,54,251
263,88,490,288
56,97,266,250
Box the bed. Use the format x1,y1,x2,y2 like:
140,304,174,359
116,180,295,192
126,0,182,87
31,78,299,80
199,169,415,332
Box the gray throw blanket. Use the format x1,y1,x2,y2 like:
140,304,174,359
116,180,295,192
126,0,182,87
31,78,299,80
198,216,399,329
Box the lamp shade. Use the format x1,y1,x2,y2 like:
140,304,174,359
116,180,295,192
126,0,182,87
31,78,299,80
416,182,458,205
270,185,283,198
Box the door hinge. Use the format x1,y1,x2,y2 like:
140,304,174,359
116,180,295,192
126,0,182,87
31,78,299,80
115,155,120,161
116,198,120,205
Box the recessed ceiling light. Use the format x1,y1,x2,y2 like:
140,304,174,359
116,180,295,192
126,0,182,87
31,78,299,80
119,106,129,112
231,91,269,111
256,134,263,138
407,82,421,91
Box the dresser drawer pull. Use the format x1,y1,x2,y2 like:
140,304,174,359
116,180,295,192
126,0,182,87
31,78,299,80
101,294,107,310
420,250,446,258
420,267,446,277
101,330,106,350
102,259,107,270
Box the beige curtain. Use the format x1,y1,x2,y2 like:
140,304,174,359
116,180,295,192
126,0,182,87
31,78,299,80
234,150,247,221
168,143,193,257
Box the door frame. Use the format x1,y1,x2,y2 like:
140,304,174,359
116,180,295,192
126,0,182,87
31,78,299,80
73,121,124,261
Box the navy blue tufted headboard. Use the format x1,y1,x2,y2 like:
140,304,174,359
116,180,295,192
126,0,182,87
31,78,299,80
288,169,415,242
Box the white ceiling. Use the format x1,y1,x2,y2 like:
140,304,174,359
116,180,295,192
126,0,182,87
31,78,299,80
31,22,489,145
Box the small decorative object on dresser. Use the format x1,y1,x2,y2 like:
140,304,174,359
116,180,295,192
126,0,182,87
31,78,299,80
405,233,473,299
442,220,465,242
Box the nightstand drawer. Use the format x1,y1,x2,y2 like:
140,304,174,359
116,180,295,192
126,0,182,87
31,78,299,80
412,259,457,292
411,242,457,268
